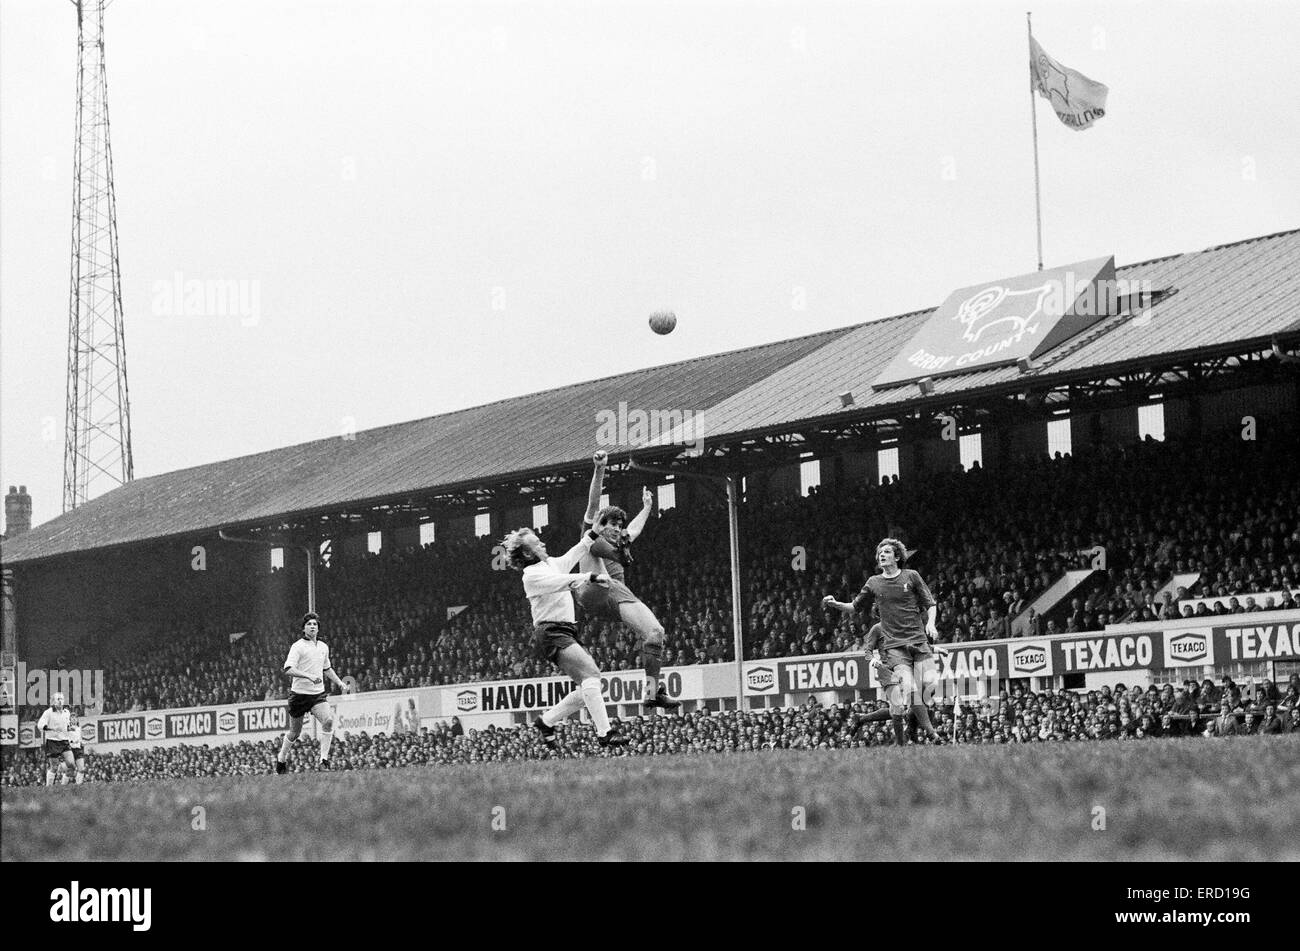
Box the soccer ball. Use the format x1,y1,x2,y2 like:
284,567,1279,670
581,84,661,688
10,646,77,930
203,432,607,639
649,310,676,335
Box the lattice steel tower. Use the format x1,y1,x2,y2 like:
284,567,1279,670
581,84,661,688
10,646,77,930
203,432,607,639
63,0,133,512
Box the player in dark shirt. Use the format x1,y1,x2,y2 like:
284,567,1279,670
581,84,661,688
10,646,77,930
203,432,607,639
574,450,679,711
824,537,945,745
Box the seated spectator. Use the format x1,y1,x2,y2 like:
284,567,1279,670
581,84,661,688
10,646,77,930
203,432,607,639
1205,700,1243,737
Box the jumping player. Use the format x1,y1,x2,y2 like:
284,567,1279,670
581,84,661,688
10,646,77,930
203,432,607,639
36,692,76,786
274,612,353,774
500,523,629,750
823,538,945,745
574,450,679,711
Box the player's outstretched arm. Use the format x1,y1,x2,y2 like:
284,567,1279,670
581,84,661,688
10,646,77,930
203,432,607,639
550,528,601,573
821,595,855,615
626,486,654,541
523,569,609,597
325,668,352,693
583,450,607,525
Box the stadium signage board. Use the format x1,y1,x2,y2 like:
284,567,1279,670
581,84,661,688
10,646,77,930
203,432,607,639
330,694,421,739
935,645,1004,682
1007,641,1053,677
0,713,16,746
165,710,215,739
745,665,777,694
87,700,295,747
1163,629,1213,667
18,720,38,747
235,703,286,734
873,256,1116,388
1219,621,1299,660
1053,634,1155,671
779,657,865,691
99,715,146,743
442,668,703,715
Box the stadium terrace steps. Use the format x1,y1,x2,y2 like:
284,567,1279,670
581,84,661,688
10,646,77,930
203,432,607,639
1152,572,1202,611
1011,569,1098,637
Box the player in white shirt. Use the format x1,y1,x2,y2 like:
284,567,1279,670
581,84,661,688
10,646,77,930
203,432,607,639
275,612,353,773
58,707,89,785
500,523,629,751
36,692,76,786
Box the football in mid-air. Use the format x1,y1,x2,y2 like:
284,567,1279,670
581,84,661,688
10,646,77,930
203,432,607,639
649,310,677,335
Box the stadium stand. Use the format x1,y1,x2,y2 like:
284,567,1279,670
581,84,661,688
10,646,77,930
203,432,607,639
2,229,1297,740
39,414,1298,712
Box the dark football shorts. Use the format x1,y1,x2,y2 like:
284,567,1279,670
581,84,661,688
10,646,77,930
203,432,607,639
881,642,934,672
534,621,582,664
575,580,640,621
44,739,71,759
288,690,329,719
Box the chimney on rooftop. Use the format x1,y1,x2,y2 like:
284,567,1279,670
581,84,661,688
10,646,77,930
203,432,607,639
4,486,32,538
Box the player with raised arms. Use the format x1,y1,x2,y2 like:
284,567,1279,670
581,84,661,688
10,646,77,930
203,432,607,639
37,692,76,787
274,612,353,774
823,538,945,746
573,450,679,711
501,522,630,751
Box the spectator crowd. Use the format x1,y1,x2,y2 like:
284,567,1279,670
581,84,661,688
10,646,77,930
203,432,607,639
4,675,1296,787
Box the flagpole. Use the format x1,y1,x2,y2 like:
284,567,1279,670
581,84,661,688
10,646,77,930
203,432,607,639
1027,12,1044,271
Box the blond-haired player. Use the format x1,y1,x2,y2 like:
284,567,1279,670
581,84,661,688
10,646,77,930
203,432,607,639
37,692,76,786
501,523,629,751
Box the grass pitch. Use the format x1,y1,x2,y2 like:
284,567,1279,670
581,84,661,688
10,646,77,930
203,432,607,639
4,737,1297,861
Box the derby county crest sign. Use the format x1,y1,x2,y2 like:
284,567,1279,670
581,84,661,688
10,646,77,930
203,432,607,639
873,256,1116,388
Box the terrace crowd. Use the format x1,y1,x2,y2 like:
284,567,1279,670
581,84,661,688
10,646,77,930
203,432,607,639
4,677,1296,787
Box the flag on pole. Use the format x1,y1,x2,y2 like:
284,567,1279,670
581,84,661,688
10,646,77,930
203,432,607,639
1029,35,1109,130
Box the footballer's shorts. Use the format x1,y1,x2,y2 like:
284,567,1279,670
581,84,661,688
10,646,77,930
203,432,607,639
287,690,329,719
575,579,640,621
44,740,70,759
881,642,933,672
533,620,582,665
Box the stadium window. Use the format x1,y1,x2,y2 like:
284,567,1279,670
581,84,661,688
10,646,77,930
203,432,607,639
657,482,676,511
959,432,983,471
800,458,821,495
319,539,332,566
532,503,549,529
419,523,436,546
270,547,284,570
877,446,900,483
474,513,491,537
1138,401,1165,441
367,531,382,554
1047,416,1072,458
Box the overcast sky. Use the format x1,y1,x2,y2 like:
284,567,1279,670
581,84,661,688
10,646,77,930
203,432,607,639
3,0,1297,530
